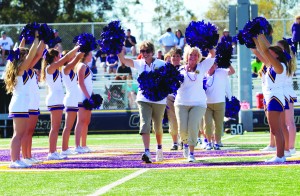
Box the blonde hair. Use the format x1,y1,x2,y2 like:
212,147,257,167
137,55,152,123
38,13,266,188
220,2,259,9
4,48,29,94
183,45,202,65
295,15,300,20
164,52,171,61
41,48,59,81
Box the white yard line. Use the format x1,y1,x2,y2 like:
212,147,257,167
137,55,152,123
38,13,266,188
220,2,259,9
221,135,238,141
88,168,149,196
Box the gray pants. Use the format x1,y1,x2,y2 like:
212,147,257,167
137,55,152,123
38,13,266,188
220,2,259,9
175,105,206,146
166,95,178,136
137,101,166,135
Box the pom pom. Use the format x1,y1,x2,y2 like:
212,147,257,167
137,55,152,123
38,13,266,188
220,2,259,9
185,20,219,51
91,94,103,109
98,20,125,55
225,96,241,118
7,48,20,62
137,62,184,102
19,22,40,44
215,41,233,68
82,98,94,110
74,33,98,53
39,23,55,45
237,17,270,49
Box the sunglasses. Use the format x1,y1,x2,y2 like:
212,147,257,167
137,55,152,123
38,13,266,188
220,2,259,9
140,49,151,53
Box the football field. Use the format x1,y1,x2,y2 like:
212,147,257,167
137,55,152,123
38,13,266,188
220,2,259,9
0,132,300,195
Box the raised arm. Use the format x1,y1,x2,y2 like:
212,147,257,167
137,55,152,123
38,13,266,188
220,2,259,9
19,31,39,71
257,34,283,74
63,52,84,75
117,51,134,68
48,45,80,73
29,40,45,69
19,37,26,48
251,48,268,65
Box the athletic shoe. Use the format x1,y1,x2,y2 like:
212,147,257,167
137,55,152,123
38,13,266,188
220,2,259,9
156,149,164,162
47,152,65,160
141,151,152,163
284,150,292,157
214,144,221,150
170,145,178,151
82,146,96,153
30,157,43,164
183,147,189,158
61,148,78,156
260,146,276,152
206,143,213,150
217,142,224,147
74,146,86,153
188,155,196,162
290,148,296,155
9,160,31,168
265,156,286,163
201,139,208,149
22,158,34,166
197,138,202,145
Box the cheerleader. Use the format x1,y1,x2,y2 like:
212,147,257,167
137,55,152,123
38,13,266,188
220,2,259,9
252,34,287,162
118,41,166,163
21,40,45,165
4,33,39,168
175,45,215,162
74,51,95,153
167,47,182,150
41,45,80,160
61,52,84,155
277,39,297,155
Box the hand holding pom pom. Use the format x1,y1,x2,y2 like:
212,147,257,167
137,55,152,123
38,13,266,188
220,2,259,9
98,20,125,55
83,97,95,110
73,33,98,53
185,21,219,51
91,94,103,109
19,22,40,45
39,23,55,45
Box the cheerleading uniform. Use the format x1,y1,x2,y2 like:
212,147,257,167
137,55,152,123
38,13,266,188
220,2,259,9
45,66,65,111
62,67,79,112
28,69,40,115
261,63,286,112
284,75,297,103
78,63,93,108
8,70,30,118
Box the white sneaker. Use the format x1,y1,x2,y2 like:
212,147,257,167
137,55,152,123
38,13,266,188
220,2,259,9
47,152,65,160
61,148,78,156
22,158,34,166
206,143,213,150
188,154,196,162
156,149,163,162
183,147,189,158
9,160,29,168
201,139,208,149
30,157,43,164
260,146,277,152
74,146,86,153
141,151,152,163
290,148,296,155
284,150,291,157
265,156,286,163
82,146,96,153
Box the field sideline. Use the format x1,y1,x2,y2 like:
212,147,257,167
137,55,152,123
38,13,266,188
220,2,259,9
0,132,300,195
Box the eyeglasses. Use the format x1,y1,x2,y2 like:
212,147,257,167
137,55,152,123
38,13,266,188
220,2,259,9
140,49,151,53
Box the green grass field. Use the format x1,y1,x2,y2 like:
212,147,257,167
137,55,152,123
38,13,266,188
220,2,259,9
0,132,300,195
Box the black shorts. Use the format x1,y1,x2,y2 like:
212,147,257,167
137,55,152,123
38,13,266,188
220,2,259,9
0,49,9,55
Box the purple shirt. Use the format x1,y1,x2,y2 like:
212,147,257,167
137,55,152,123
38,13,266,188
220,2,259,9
292,22,300,42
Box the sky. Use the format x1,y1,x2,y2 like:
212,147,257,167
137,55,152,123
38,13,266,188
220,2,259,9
184,0,210,19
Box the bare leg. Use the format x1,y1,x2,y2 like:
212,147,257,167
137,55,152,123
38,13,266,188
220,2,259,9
22,115,38,159
280,112,289,151
49,110,63,153
11,118,28,161
285,103,296,149
266,111,284,157
142,133,150,149
62,111,77,151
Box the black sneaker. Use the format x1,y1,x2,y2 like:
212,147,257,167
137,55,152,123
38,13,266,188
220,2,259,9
170,145,178,151
141,152,152,163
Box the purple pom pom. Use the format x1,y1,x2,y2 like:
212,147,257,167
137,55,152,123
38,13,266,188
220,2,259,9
39,23,55,45
215,41,233,68
74,33,98,53
19,22,40,44
91,94,103,109
185,20,219,51
137,62,184,102
98,21,125,55
225,96,241,118
83,98,94,110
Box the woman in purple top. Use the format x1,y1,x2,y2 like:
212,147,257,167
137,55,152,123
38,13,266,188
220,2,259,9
106,54,119,73
291,15,300,55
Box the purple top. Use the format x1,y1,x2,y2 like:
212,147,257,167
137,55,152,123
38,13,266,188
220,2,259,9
291,22,300,42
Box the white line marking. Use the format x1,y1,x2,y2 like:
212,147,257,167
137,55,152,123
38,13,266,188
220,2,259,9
221,135,237,141
88,168,149,196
